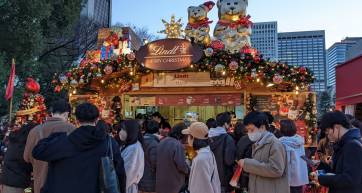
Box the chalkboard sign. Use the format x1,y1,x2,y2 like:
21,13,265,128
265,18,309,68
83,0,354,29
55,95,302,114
255,95,272,112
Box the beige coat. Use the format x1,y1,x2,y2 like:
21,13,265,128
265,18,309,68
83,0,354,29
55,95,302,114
243,132,290,193
23,117,75,193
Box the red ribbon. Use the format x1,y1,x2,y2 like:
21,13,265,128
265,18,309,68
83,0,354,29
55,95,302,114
187,18,213,29
217,15,252,29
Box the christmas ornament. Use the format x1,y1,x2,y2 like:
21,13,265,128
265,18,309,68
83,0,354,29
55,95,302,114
215,64,225,72
59,75,68,84
204,48,214,57
79,78,85,84
25,78,40,93
300,67,307,73
70,79,78,87
210,40,225,50
127,52,136,61
66,72,72,78
159,15,184,38
104,65,113,75
54,85,61,93
229,61,239,71
273,74,283,84
251,69,257,78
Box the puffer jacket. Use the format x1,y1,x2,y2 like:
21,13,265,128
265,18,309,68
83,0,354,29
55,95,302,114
0,123,36,188
209,128,236,190
139,134,159,192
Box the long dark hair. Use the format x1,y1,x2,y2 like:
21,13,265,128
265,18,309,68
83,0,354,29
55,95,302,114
117,119,144,149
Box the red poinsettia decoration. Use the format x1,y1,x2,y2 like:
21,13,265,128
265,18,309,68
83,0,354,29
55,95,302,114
25,78,40,93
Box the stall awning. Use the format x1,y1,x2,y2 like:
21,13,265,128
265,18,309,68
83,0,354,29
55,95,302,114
336,55,362,106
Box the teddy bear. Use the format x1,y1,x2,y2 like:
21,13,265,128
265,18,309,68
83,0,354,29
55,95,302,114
214,0,252,54
185,1,215,45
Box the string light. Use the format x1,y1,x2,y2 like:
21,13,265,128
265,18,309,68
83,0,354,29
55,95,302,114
256,78,260,83
101,79,105,84
222,71,226,76
72,90,77,94
267,83,274,87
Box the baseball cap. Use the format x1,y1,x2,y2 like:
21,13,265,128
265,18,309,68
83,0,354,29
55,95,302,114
182,122,209,139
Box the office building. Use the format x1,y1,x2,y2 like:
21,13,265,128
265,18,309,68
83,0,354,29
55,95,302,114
278,30,327,92
251,21,278,61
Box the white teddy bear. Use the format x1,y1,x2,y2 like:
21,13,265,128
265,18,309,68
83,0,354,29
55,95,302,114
214,0,252,54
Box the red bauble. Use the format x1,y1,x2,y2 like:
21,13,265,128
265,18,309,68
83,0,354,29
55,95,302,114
25,78,40,93
54,85,61,93
66,72,72,78
300,67,307,73
210,40,225,50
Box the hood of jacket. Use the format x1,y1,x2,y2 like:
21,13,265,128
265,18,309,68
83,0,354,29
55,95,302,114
208,127,227,138
68,125,107,151
279,135,305,150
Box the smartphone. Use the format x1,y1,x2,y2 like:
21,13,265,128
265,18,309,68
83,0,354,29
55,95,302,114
301,155,320,167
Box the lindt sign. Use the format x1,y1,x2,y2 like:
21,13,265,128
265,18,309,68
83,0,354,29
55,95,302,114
136,39,203,71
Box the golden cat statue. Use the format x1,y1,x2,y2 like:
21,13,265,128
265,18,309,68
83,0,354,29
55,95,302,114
185,1,215,45
214,0,252,54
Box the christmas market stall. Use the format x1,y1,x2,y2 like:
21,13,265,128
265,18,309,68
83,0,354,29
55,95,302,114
52,1,318,146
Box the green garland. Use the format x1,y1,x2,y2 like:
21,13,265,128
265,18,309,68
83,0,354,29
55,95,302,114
52,43,315,93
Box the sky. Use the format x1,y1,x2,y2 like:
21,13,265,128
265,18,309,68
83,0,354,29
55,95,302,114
112,0,362,48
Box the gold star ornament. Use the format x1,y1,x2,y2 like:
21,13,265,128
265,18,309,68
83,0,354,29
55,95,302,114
159,15,184,39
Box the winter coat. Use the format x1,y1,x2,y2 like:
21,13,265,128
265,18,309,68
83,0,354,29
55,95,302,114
156,137,189,193
236,135,254,189
0,123,36,188
319,129,362,193
23,117,75,193
121,141,144,193
139,134,159,192
209,127,236,190
189,146,221,193
32,125,127,193
243,132,289,193
279,135,309,187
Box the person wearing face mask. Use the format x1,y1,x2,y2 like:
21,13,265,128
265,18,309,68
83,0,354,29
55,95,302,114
182,122,221,193
209,112,236,193
237,111,289,193
318,111,362,193
118,120,145,193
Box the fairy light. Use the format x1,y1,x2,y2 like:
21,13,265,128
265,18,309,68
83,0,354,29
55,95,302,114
267,83,274,87
222,71,226,76
72,90,77,94
101,79,105,84
256,78,260,83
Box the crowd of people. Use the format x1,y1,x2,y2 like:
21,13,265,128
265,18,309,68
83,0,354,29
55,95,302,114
0,99,362,193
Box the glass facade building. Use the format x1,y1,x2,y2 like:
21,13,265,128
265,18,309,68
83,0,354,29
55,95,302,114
278,31,327,92
251,21,278,61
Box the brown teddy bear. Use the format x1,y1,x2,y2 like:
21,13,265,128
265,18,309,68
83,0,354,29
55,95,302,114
214,0,252,54
185,1,215,45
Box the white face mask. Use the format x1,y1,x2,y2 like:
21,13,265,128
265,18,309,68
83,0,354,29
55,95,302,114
248,130,263,142
119,130,127,142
